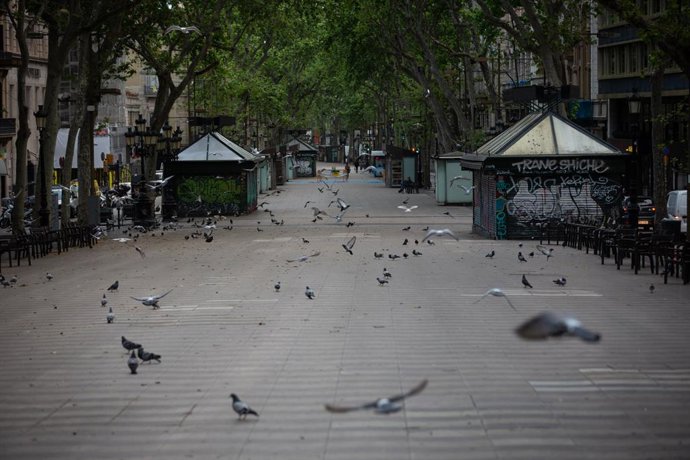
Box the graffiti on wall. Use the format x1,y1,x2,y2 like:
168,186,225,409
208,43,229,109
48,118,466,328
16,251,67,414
495,166,624,239
294,154,316,177
176,176,242,216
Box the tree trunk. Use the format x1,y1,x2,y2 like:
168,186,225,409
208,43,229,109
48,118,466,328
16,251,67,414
650,66,666,229
60,110,84,224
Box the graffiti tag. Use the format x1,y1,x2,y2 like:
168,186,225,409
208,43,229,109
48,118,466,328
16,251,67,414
512,158,610,174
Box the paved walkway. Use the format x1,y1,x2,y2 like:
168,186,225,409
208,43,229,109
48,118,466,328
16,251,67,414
1,166,689,459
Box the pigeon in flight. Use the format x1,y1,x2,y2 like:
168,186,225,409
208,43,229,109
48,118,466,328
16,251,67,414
101,294,108,307
397,205,418,213
112,237,131,243
449,175,468,187
521,274,533,288
325,379,428,415
485,250,495,258
473,288,516,311
517,252,527,262
146,175,174,190
421,228,459,243
342,236,356,255
164,24,201,35
515,312,601,342
137,347,162,363
458,184,475,194
135,246,146,258
402,197,410,205
274,281,281,292
336,198,350,212
287,251,320,262
305,286,315,299
127,351,139,374
130,289,173,309
536,245,554,260
107,280,119,291
311,207,329,218
553,277,567,286
304,201,313,208
106,307,115,323
121,336,142,352
230,394,259,420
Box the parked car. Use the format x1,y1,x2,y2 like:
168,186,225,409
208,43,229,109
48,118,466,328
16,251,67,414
666,190,687,234
619,196,655,230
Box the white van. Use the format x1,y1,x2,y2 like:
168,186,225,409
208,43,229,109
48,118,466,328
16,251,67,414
666,190,687,233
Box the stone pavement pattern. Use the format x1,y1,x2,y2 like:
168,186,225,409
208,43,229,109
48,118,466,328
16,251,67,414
1,167,689,459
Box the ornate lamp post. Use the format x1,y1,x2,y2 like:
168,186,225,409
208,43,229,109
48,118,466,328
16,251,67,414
160,123,183,221
34,105,49,227
126,114,157,227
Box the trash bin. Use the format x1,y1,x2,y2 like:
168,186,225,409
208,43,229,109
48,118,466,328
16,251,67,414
660,218,681,241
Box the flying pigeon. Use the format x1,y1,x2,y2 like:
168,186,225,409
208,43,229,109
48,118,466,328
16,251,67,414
164,24,201,35
336,198,350,212
473,288,516,311
515,312,601,342
137,347,162,363
421,228,459,243
325,379,428,414
230,393,259,420
536,245,554,260
402,197,410,204
106,307,115,323
342,236,356,255
305,286,315,299
304,201,313,208
521,274,533,288
121,336,142,352
376,277,389,286
135,246,146,258
274,281,281,292
287,251,321,262
397,205,418,213
448,175,468,187
107,280,119,291
146,175,174,190
101,294,108,307
127,351,139,374
553,277,567,286
130,289,173,309
485,250,495,258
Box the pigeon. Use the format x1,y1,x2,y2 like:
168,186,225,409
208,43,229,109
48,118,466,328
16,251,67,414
325,379,428,414
473,288,516,311
402,197,410,204
311,207,329,217
536,245,554,260
287,251,321,262
403,253,408,258
121,336,142,352
101,294,108,307
305,286,315,299
517,252,527,262
256,227,263,232
485,250,495,258
448,175,468,186
304,201,313,208
521,274,533,289
10,274,18,284
127,351,139,374
402,226,411,231
301,237,310,244
426,239,435,245
528,252,535,257
164,24,201,35
342,236,356,255
130,289,173,309
421,228,459,243
649,284,655,294
46,272,53,281
376,277,389,286
274,281,281,292
374,252,383,259
135,246,146,258
397,205,418,213
383,268,392,278
553,277,567,286
146,175,174,190
205,234,214,243
515,312,601,342
107,280,119,291
458,184,475,194
442,211,454,218
412,249,422,256
230,394,259,420
106,307,115,323
346,221,355,227
336,198,350,212
137,347,162,363
402,238,408,245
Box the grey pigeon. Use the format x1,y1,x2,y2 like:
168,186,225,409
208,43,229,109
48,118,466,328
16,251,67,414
128,351,139,374
397,205,418,213
121,336,142,352
107,280,119,291
106,307,115,323
376,277,389,286
553,277,567,286
536,245,554,260
374,251,383,259
135,246,145,258
412,249,422,256
649,284,655,294
342,236,356,255
422,228,458,243
46,272,53,281
101,294,108,307
305,286,315,299
130,289,173,309
485,250,495,258
521,274,533,288
515,312,601,342
325,379,428,414
274,281,281,292
517,252,527,262
473,288,516,311
230,393,259,419
137,347,162,363
336,198,350,212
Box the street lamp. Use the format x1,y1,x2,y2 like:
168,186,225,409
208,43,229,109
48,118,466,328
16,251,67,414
34,105,49,228
126,114,157,227
627,89,641,229
160,123,183,221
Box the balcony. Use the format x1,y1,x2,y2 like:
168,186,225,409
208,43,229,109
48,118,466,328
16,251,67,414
0,118,17,138
0,51,21,68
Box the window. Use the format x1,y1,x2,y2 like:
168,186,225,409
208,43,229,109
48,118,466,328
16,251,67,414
629,44,638,74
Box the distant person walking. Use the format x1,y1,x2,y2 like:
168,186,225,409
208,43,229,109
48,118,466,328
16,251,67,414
344,162,351,181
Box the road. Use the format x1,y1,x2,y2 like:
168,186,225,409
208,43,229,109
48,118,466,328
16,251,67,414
1,165,689,459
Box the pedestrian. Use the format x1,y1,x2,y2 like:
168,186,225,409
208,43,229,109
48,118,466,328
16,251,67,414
355,160,359,173
344,162,351,182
